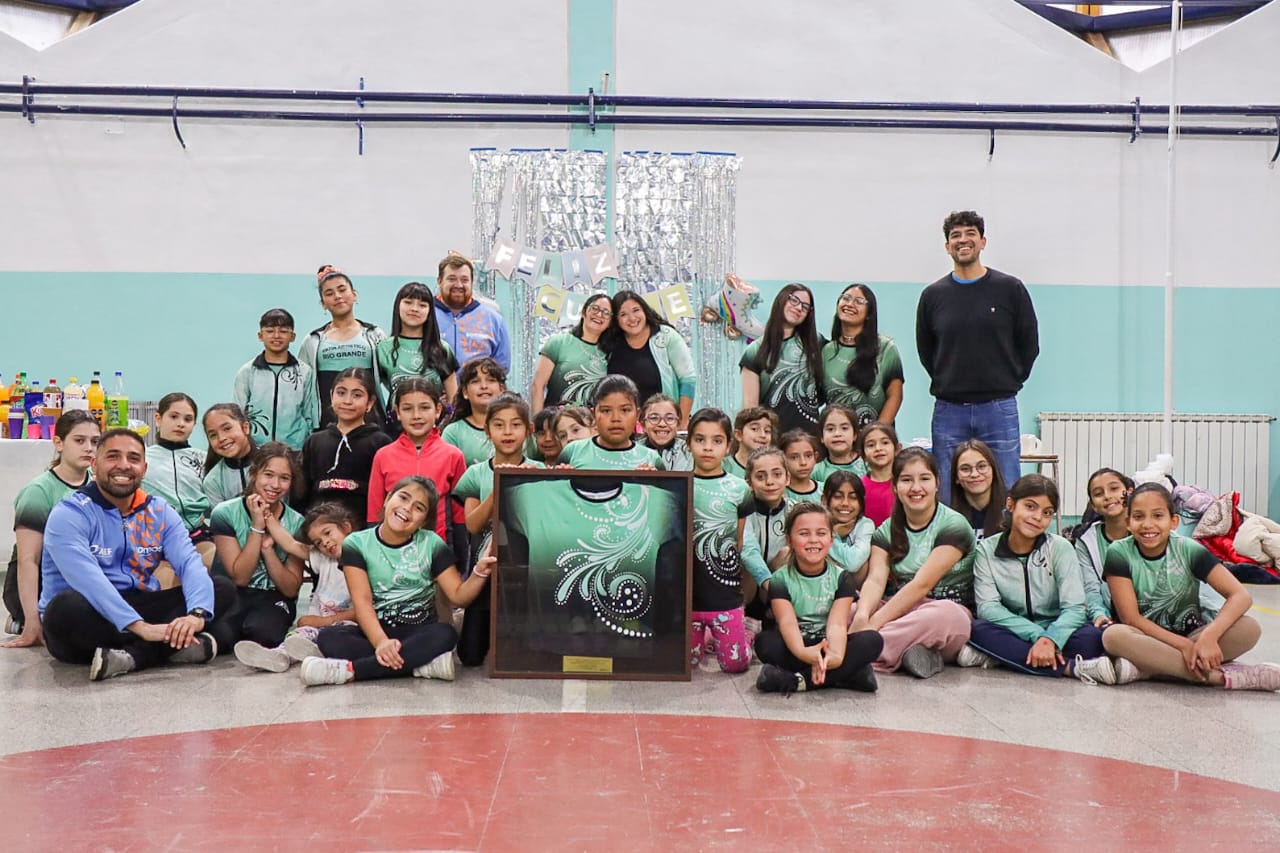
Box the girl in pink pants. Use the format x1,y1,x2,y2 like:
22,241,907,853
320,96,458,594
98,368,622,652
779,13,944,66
851,447,976,678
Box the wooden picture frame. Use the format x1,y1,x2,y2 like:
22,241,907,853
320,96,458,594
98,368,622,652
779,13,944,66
489,468,693,681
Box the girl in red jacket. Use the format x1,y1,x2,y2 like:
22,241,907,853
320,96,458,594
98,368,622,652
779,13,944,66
367,379,466,545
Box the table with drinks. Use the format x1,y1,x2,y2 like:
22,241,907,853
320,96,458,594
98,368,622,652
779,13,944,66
2,371,132,557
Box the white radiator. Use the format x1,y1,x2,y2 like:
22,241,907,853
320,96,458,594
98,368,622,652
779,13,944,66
1036,413,1275,517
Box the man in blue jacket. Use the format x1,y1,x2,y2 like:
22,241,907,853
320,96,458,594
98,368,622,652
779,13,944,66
40,428,236,681
434,253,511,375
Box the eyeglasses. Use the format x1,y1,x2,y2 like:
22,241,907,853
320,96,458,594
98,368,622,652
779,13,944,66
586,305,613,318
838,295,869,307
958,462,991,477
785,294,813,314
645,414,679,426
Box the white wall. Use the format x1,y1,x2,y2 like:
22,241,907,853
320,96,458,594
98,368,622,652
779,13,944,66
0,0,571,275
614,0,1280,288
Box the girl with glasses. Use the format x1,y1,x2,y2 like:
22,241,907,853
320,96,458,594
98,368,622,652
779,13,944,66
740,283,825,435
640,393,693,471
948,439,1007,543
822,283,904,429
531,292,612,411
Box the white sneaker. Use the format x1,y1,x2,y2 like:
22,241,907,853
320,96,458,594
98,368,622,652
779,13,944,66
1073,655,1117,686
956,645,997,669
282,633,322,662
412,651,456,681
1222,662,1280,691
3,616,20,635
1113,657,1142,685
299,656,353,686
234,640,290,673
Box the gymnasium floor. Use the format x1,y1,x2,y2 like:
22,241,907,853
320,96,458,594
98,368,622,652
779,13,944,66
2,587,1278,851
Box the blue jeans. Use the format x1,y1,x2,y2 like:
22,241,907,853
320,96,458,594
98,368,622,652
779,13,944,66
968,620,1105,677
931,397,1021,505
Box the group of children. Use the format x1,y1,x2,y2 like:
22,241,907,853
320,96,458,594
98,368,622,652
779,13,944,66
5,272,1278,695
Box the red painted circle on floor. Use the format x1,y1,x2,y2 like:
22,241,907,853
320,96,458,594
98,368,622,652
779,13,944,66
3,713,1276,851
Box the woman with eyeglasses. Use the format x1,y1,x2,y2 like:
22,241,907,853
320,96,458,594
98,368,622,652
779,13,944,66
821,283,904,429
530,292,613,412
603,290,696,427
739,283,826,435
948,439,1008,543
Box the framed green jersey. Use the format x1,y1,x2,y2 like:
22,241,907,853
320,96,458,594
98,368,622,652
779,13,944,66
491,468,693,681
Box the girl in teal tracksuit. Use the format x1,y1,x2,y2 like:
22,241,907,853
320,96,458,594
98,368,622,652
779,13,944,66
143,393,214,567
298,267,387,428
963,475,1106,680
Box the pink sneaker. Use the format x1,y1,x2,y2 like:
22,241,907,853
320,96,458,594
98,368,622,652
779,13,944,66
1221,662,1280,692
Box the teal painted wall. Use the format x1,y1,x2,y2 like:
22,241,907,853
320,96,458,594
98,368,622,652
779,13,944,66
5,270,1275,513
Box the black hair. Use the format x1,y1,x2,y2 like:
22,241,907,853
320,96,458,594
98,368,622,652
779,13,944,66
201,403,254,475
302,501,356,537
1126,482,1176,514
533,406,560,433
601,290,671,354
259,308,295,329
591,374,641,409
572,293,613,340
484,392,532,432
943,210,985,238
1003,474,1060,531
857,421,899,461
330,368,379,426
948,438,1007,538
822,470,866,506
157,392,198,418
818,404,858,460
829,283,880,396
779,428,821,456
754,283,824,384
384,474,439,535
394,377,446,410
389,281,453,380
1078,467,1137,531
886,447,941,565
97,427,146,453
685,407,732,445
448,358,507,425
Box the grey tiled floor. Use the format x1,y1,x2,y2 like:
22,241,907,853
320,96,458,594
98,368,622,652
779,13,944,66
2,587,1278,792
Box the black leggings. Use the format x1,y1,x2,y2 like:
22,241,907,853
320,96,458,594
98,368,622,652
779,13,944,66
456,578,491,668
215,587,296,649
317,620,458,681
42,577,237,668
754,628,884,691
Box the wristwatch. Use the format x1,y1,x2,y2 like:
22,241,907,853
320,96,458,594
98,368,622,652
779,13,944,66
188,608,212,621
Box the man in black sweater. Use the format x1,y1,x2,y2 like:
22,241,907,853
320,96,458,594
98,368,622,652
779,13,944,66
916,210,1039,503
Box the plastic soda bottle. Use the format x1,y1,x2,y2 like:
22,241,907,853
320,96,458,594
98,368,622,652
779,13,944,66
106,371,129,429
87,372,106,429
63,377,88,413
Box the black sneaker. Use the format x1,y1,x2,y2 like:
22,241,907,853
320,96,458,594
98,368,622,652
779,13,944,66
900,644,944,679
89,647,136,681
170,632,218,665
848,663,878,693
756,664,803,695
